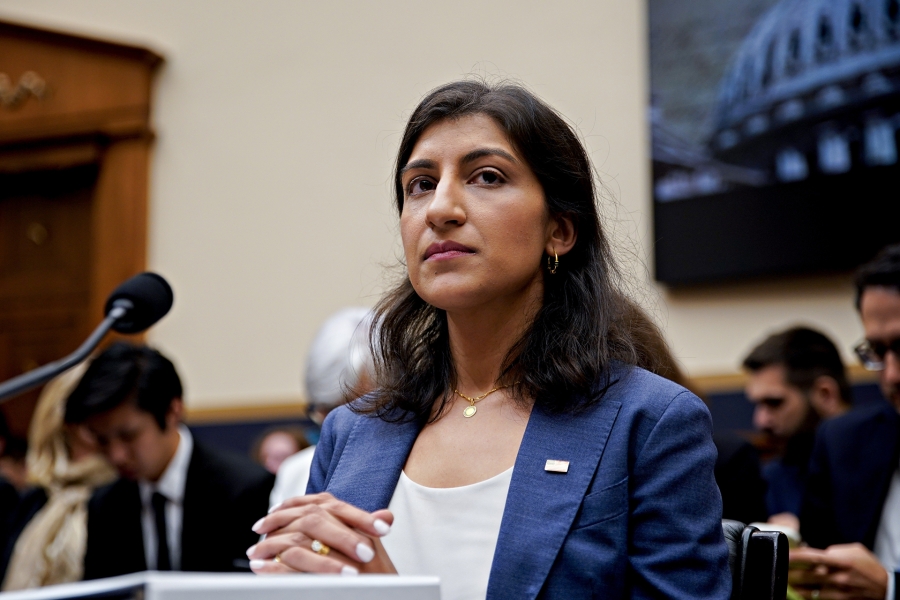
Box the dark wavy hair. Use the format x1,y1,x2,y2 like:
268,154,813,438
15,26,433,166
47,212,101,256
855,243,900,310
359,80,659,423
742,326,852,404
65,342,183,430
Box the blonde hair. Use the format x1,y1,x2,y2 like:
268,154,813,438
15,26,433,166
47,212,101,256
2,364,115,591
26,363,96,488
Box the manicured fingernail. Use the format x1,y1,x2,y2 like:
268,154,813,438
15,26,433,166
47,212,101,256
252,518,265,533
373,519,391,536
268,502,282,514
246,544,257,558
341,565,359,576
249,559,267,570
356,542,375,563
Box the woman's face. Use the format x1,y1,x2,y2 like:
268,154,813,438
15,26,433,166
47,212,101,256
399,114,555,313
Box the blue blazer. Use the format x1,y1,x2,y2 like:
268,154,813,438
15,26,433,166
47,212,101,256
308,365,731,599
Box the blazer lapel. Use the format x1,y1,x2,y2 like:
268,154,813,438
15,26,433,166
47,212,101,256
487,397,622,600
326,415,421,512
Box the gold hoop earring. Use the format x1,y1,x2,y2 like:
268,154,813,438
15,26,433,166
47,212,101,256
547,250,559,275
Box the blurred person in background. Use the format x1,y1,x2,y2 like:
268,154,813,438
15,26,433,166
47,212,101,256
793,244,900,599
252,426,309,475
1,363,115,590
743,326,851,531
65,342,274,579
269,307,374,508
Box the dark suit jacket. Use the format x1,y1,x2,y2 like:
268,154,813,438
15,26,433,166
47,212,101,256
310,365,731,599
713,432,768,525
801,402,899,550
83,437,274,579
0,483,41,584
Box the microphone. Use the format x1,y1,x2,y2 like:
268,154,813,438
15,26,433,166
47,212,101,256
0,272,174,403
105,272,174,334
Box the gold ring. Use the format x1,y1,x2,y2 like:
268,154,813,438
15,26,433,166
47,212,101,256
310,539,330,556
274,553,283,564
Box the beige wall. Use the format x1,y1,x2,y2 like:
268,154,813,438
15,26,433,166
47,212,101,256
0,0,865,410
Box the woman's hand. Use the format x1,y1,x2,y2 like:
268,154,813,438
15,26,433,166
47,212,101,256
246,492,396,575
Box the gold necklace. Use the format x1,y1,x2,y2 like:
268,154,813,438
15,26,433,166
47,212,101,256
453,383,516,418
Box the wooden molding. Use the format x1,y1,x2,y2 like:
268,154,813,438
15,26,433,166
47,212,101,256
0,20,162,69
691,373,749,394
185,400,310,424
0,137,102,172
0,18,162,147
0,20,162,437
0,108,154,146
692,363,880,395
0,19,162,336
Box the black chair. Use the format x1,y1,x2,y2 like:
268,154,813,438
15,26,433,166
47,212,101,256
722,519,789,600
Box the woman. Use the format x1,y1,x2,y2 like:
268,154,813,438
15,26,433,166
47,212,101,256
248,80,730,598
2,364,115,590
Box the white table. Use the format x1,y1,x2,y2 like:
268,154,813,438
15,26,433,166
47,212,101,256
0,572,441,600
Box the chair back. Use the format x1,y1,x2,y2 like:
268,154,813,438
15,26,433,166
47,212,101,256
722,519,789,600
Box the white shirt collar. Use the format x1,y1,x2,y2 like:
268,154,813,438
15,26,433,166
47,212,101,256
139,425,193,505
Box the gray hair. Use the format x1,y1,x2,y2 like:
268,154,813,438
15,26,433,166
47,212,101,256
304,307,374,410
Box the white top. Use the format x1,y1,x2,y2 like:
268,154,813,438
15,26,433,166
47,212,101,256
138,425,193,570
874,458,900,600
381,468,513,600
269,445,317,508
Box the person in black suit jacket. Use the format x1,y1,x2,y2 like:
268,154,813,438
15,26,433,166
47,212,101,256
742,326,852,530
802,401,899,551
793,245,900,598
65,342,274,579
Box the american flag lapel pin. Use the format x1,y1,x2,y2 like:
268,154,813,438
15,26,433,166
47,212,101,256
544,459,569,473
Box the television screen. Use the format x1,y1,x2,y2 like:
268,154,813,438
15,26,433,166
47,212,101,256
649,0,900,285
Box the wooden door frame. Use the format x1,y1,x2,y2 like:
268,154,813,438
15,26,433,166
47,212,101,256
0,19,163,331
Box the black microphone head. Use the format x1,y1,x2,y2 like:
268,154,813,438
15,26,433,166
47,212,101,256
105,272,174,334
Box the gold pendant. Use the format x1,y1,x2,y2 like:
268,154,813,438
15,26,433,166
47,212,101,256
463,405,477,418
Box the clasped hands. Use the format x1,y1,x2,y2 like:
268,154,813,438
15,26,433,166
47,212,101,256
246,493,397,576
789,543,889,600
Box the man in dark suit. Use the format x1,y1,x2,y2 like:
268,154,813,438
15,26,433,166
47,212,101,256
742,326,852,529
65,342,274,579
793,244,900,598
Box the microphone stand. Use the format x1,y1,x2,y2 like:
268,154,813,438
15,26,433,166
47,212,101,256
0,300,133,404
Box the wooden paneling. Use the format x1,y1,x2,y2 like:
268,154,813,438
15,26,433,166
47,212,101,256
692,363,880,395
185,400,309,425
88,137,150,323
0,138,101,173
0,19,162,437
0,21,160,145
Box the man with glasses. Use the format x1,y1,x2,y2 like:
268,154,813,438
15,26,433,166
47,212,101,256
792,244,900,599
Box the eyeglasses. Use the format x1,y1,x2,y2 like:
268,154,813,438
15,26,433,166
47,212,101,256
854,339,900,371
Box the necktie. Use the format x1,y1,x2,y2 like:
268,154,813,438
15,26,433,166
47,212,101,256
151,491,171,571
